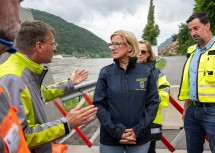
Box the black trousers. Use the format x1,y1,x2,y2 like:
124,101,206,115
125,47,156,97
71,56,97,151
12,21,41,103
148,141,156,153
148,123,162,153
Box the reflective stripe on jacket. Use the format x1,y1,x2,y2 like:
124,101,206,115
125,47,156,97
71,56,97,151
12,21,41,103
0,85,30,153
0,53,74,153
153,69,170,125
178,42,215,102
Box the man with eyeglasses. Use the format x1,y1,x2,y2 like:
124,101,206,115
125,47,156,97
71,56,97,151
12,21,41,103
0,20,98,153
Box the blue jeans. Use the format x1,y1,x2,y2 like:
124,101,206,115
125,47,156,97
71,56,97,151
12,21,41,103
100,142,150,153
184,104,215,153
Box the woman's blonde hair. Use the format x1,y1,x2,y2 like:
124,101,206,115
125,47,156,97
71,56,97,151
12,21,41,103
111,30,139,57
138,40,156,62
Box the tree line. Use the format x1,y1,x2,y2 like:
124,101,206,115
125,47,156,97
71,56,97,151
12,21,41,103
142,0,215,55
32,9,110,58
174,0,215,55
32,0,215,57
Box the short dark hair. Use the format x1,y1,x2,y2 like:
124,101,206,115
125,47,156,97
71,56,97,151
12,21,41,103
186,12,209,24
15,20,55,52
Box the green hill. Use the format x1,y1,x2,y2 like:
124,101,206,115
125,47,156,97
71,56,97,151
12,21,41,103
31,9,110,58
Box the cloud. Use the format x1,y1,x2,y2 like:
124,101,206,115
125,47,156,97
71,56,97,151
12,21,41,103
155,0,194,22
21,0,195,44
154,0,195,43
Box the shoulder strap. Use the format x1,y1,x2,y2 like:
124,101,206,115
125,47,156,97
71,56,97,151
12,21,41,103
187,44,197,58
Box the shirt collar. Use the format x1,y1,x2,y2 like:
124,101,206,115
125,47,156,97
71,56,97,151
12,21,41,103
197,36,215,51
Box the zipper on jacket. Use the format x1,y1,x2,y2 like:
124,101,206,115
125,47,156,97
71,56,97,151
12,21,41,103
125,71,129,126
40,66,48,86
126,75,128,83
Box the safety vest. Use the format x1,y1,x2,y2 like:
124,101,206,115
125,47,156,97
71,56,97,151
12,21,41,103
153,69,170,125
0,85,30,153
178,42,215,102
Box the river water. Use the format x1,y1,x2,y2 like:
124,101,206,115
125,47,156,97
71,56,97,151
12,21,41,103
49,57,113,82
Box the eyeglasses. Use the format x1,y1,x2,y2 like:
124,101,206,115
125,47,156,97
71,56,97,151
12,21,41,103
140,50,148,55
52,42,58,48
108,42,125,49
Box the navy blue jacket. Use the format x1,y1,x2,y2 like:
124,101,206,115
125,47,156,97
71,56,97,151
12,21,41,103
93,58,159,146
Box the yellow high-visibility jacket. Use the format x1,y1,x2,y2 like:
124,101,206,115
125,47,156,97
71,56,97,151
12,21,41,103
178,43,215,102
153,68,170,125
0,53,74,153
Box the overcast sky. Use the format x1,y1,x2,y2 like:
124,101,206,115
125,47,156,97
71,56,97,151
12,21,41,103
21,0,195,45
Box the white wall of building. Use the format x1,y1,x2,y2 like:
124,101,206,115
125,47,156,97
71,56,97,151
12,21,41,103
152,45,158,56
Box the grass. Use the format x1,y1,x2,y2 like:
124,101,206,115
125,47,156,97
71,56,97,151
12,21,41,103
62,94,93,111
156,58,166,70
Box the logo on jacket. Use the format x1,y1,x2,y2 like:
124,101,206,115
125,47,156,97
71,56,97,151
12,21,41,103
136,78,147,90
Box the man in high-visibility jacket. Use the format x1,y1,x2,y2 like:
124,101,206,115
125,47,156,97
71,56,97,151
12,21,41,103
0,0,30,152
0,2,97,152
0,20,98,153
178,12,215,153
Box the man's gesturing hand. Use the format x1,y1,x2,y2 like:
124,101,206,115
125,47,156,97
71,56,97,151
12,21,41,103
70,69,88,85
66,105,98,129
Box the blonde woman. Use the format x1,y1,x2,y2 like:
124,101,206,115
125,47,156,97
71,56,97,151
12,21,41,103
93,30,160,153
138,40,170,153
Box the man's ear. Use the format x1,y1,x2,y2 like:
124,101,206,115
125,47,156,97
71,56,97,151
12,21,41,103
206,22,210,30
35,42,43,53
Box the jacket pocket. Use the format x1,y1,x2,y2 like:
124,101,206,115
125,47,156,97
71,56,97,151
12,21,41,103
205,55,215,83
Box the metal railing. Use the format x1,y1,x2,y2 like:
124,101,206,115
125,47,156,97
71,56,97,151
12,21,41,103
54,80,98,147
60,79,97,102
55,80,193,152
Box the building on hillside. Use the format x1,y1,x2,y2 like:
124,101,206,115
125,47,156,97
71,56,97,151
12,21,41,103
152,45,158,56
20,7,34,22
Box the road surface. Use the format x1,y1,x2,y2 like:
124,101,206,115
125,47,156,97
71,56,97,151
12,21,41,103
162,56,186,86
